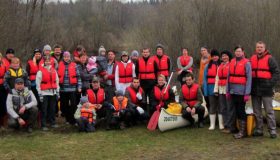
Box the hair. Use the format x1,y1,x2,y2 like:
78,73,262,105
182,47,188,51
33,52,42,66
185,73,194,80
208,50,221,69
76,45,85,52
234,45,244,51
11,58,20,63
0,53,5,67
256,41,266,48
157,74,166,81
107,50,116,55
79,53,87,58
132,77,140,82
142,47,150,52
53,45,62,50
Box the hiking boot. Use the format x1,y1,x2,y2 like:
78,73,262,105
198,122,204,128
270,134,277,139
252,132,263,136
50,124,60,128
42,127,49,131
27,127,33,133
222,129,231,134
120,122,125,130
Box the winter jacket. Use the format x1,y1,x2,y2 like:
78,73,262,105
125,84,147,108
150,83,175,109
3,67,30,93
203,62,219,96
36,65,59,96
115,60,136,94
198,54,211,85
97,55,107,72
179,83,203,109
76,62,93,90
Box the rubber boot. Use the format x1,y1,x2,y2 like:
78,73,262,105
208,114,216,130
234,120,247,139
218,114,224,130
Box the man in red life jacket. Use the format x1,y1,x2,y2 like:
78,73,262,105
179,73,205,128
153,44,172,81
251,41,280,139
3,48,15,70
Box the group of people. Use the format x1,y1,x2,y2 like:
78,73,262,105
0,41,278,139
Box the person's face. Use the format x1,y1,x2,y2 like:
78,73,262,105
108,52,115,60
201,48,208,57
83,102,90,107
185,76,194,86
117,95,124,101
182,49,188,56
35,52,42,60
63,56,70,62
221,54,229,63
15,82,24,91
158,77,165,86
256,43,265,54
44,59,51,66
235,48,244,58
80,55,87,64
156,48,163,56
132,79,140,88
11,61,19,69
212,55,219,62
44,50,51,56
92,81,100,89
54,48,62,56
100,51,106,56
122,55,128,62
131,56,138,60
78,50,85,55
6,53,14,60
142,49,150,58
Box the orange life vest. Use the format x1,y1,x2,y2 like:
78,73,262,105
138,57,156,79
154,55,169,76
41,56,55,69
87,88,104,111
207,63,217,84
58,62,77,84
251,53,271,79
126,86,143,106
80,105,95,122
154,85,170,102
28,59,44,81
3,58,10,71
0,64,6,84
113,97,128,114
177,56,193,71
218,63,230,86
229,58,250,85
182,84,199,107
118,62,133,83
40,67,57,90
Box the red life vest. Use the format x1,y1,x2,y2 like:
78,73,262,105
40,67,57,90
126,86,143,106
229,58,250,85
154,85,170,101
251,53,271,79
28,59,44,81
118,62,133,83
113,97,128,114
3,58,10,71
80,105,95,122
182,84,199,107
0,64,6,84
154,55,169,76
138,57,156,79
41,57,55,69
207,63,217,84
177,56,193,71
218,63,230,86
87,88,104,105
58,62,77,84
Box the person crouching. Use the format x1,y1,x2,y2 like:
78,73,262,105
74,96,96,133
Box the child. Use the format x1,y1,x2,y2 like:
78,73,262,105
74,96,97,133
86,56,98,75
97,46,108,75
73,45,86,62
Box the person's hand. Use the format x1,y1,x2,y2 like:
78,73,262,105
156,105,161,110
39,94,44,103
80,116,88,122
187,70,193,74
159,102,164,107
136,107,144,114
136,92,142,100
191,107,196,116
56,94,60,101
214,93,219,96
103,75,108,80
19,106,26,115
244,95,250,102
226,93,230,100
186,107,191,113
108,103,115,110
120,108,126,115
18,118,25,126
97,104,102,110
178,69,183,75
78,88,82,92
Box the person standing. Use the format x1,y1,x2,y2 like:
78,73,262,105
251,41,279,139
0,53,8,127
153,44,172,80
130,50,139,65
52,45,64,64
3,48,15,70
42,45,58,70
226,45,252,139
177,47,193,85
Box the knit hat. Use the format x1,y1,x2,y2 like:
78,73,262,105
80,96,89,105
63,51,70,57
131,50,139,57
15,78,24,84
156,44,164,51
33,49,42,55
210,50,220,57
121,51,129,56
98,46,106,55
221,50,233,61
116,90,124,97
43,45,51,52
6,48,15,54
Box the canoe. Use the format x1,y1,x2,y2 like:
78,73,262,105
262,99,280,126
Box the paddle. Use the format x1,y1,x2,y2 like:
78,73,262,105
147,71,174,130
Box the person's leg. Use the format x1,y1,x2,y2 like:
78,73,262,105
181,109,194,125
226,96,236,132
219,94,228,128
234,100,247,138
121,111,132,127
68,92,77,125
138,111,150,121
196,105,205,123
41,96,49,127
262,96,277,135
85,122,95,132
7,116,19,129
61,92,70,123
27,106,38,128
47,95,57,126
251,95,264,134
208,95,217,130
76,118,86,132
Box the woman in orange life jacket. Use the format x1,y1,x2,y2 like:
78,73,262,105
213,50,235,133
26,49,43,111
203,50,221,130
149,74,175,115
0,53,8,127
226,45,252,139
36,56,60,131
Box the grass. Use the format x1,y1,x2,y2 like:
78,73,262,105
1,117,280,160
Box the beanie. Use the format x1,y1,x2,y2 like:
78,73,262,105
43,45,51,52
33,49,42,56
156,44,164,51
210,50,220,57
6,48,15,55
63,51,70,57
131,50,139,57
116,90,124,97
221,50,233,61
98,46,106,55
80,96,89,105
121,51,129,56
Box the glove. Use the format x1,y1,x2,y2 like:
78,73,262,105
108,103,115,111
156,105,161,110
136,107,144,115
120,108,126,115
244,95,250,102
39,94,44,103
226,93,230,100
56,94,60,101
136,92,142,100
80,116,88,122
159,102,164,107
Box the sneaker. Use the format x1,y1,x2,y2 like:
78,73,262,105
270,134,277,139
252,132,263,136
198,122,204,128
42,127,49,131
50,124,60,128
27,127,33,133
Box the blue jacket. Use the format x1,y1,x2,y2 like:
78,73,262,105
203,62,218,96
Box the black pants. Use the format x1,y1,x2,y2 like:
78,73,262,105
177,71,190,85
96,106,113,125
60,92,77,124
7,106,38,128
0,87,7,116
142,87,153,112
104,85,116,104
232,94,247,121
181,105,205,123
41,95,56,127
109,111,132,126
127,107,150,123
76,118,95,132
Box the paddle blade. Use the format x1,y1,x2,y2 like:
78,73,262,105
147,109,160,130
